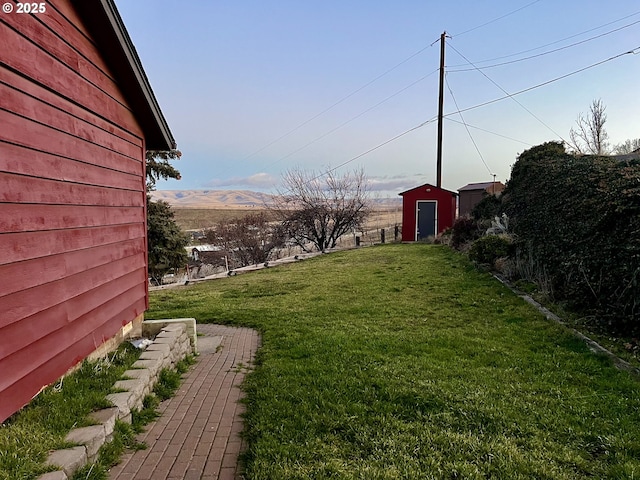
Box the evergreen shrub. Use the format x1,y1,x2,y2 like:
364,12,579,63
469,234,513,265
451,216,482,248
471,193,502,221
502,142,640,334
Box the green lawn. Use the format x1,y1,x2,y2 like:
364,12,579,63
148,244,640,479
0,345,141,480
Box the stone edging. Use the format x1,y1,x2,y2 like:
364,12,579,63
493,274,640,378
37,320,197,480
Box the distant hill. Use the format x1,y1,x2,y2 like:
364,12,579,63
150,189,402,209
150,190,275,208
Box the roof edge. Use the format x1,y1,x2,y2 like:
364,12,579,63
398,183,458,196
72,0,176,150
458,181,505,192
101,0,175,150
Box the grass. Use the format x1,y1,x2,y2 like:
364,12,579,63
173,207,266,230
510,279,640,370
147,244,640,479
0,339,195,480
172,206,401,233
153,356,195,401
0,345,141,480
70,355,196,480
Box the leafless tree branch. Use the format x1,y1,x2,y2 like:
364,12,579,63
271,168,371,252
569,99,609,155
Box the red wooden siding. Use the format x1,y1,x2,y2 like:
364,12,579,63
399,184,457,242
0,1,148,422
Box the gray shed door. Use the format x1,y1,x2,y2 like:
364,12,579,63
416,201,436,240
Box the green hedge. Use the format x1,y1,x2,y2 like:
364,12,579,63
468,234,513,265
502,142,640,334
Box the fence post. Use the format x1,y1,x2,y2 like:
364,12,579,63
356,236,361,247
394,225,399,241
381,229,385,244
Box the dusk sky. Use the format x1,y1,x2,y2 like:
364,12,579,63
114,0,640,196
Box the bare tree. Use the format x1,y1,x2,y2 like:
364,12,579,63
205,212,285,268
272,168,370,252
569,99,609,155
613,138,640,155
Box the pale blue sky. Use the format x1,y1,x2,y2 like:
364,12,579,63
114,0,640,195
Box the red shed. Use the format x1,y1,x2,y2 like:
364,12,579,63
399,184,457,241
0,0,175,422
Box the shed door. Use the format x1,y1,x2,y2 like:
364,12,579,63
416,201,437,240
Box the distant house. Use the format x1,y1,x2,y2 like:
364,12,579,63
188,245,223,262
399,184,457,242
457,182,505,217
0,0,175,422
612,148,640,163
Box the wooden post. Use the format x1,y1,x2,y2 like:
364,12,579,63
436,31,446,188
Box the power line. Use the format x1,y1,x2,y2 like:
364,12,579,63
443,45,640,118
230,7,637,191
448,19,640,72
445,75,492,175
452,0,544,37
238,1,556,166
318,45,639,182
447,42,569,143
312,117,438,183
238,46,436,164
448,10,640,68
444,118,533,146
263,69,439,168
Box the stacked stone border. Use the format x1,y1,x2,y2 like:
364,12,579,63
37,319,197,480
493,275,640,378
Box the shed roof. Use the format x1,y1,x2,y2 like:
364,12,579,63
186,245,222,252
611,149,640,162
398,183,458,196
71,0,175,150
458,181,504,192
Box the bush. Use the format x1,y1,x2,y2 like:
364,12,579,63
451,217,482,249
502,141,640,334
206,212,285,268
469,234,513,266
472,194,502,221
434,228,452,246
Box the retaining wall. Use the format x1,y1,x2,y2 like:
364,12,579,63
38,320,196,480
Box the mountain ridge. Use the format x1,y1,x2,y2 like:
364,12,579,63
150,190,275,208
150,189,402,209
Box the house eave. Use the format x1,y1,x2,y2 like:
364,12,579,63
398,183,458,196
71,0,176,150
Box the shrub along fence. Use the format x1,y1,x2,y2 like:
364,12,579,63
501,142,640,334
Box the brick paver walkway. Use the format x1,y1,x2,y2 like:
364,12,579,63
108,325,260,480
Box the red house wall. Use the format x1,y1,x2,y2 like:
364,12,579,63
0,1,148,422
400,184,457,242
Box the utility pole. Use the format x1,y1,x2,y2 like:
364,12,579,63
436,31,446,188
